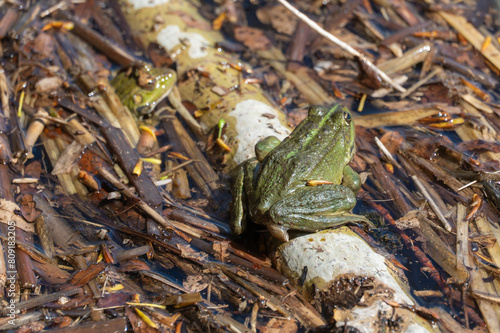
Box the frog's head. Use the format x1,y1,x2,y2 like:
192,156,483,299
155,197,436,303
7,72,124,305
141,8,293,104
132,67,177,115
306,105,355,166
112,65,177,116
329,105,355,165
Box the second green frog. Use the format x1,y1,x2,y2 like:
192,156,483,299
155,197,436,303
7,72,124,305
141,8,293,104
231,105,371,242
112,64,176,117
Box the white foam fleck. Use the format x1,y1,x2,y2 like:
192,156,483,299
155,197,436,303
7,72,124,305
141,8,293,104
405,323,432,333
157,25,210,59
127,0,170,10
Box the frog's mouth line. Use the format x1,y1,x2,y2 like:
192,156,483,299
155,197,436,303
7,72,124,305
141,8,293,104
156,86,174,110
138,86,174,115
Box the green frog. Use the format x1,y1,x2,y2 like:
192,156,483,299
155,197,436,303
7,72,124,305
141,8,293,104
231,105,371,242
111,64,177,116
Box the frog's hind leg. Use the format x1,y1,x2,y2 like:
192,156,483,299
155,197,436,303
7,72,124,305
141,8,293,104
269,185,371,232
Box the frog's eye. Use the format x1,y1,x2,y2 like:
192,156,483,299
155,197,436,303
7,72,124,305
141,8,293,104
144,78,156,89
138,72,157,90
344,111,352,124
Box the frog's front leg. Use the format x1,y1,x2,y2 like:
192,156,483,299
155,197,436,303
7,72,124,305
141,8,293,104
268,184,372,240
230,159,259,236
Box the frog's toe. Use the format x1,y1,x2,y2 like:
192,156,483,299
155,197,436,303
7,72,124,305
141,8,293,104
266,223,289,242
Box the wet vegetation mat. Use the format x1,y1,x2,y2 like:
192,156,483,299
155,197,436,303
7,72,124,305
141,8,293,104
1,0,500,332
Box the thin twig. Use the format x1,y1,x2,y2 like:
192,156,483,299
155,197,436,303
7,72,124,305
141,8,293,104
374,136,402,169
97,166,175,230
411,175,453,232
457,180,477,191
158,159,195,178
401,67,442,99
276,0,406,93
168,87,204,138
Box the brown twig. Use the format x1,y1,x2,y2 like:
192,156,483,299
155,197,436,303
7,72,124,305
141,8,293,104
97,166,174,230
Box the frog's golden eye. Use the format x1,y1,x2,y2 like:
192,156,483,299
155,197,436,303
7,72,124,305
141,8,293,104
344,111,352,124
144,78,156,89
138,72,157,90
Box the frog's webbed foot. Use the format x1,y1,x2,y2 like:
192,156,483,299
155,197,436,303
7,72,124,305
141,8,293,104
270,184,372,232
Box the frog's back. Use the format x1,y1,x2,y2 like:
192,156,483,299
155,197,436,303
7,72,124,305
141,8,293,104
253,105,353,214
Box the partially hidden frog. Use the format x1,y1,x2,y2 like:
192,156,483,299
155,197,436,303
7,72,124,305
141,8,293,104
111,64,177,116
231,105,372,242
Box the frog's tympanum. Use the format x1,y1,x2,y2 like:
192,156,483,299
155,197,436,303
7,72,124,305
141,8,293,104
111,65,177,116
231,105,371,242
